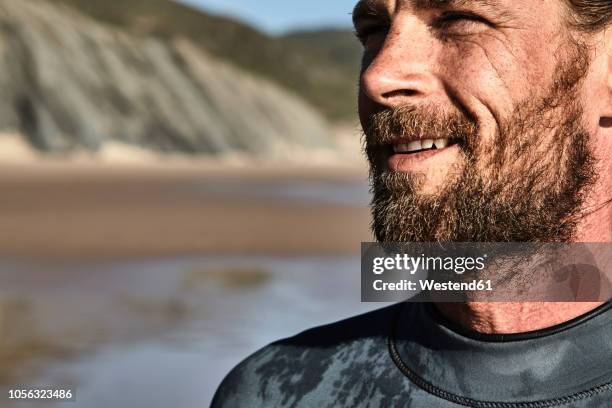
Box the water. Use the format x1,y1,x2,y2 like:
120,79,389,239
185,178,371,206
0,256,380,408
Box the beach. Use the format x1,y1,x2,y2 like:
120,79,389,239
0,134,372,257
0,133,376,407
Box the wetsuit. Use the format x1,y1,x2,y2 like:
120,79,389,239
211,302,612,407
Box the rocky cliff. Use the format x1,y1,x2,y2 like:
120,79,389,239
0,0,333,156
49,0,361,122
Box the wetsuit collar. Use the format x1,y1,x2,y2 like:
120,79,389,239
390,302,612,404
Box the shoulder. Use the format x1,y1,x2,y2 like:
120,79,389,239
210,303,406,408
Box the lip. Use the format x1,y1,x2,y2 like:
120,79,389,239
388,144,460,172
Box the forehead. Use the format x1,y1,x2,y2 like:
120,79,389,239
354,0,500,13
353,0,553,19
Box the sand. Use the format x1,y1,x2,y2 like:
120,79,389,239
0,133,372,257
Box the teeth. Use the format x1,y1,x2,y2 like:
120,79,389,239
393,144,409,153
434,138,448,148
394,138,451,153
421,139,434,149
407,140,422,152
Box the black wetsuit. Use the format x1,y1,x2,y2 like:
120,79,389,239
211,302,612,407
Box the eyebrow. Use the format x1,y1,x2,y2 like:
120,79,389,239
412,0,501,8
353,0,502,22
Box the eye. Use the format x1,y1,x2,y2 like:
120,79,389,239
433,11,492,36
354,22,390,47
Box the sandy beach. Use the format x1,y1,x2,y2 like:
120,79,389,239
0,155,372,257
0,135,374,407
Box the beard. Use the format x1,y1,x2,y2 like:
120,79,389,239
365,43,597,243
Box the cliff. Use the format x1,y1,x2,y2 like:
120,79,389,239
49,0,361,122
0,0,334,156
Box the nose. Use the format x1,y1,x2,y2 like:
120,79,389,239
360,19,442,109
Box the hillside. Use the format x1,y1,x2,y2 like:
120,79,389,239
0,0,337,155
48,0,363,122
283,28,362,78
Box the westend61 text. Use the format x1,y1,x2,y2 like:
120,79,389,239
373,279,493,292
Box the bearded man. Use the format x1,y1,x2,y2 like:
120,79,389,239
211,0,612,406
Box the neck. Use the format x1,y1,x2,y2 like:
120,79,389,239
436,177,611,334
434,302,604,334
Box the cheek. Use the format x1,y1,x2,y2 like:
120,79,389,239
438,41,527,117
435,34,562,156
439,27,563,105
435,43,516,155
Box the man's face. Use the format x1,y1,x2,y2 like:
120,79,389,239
355,0,607,242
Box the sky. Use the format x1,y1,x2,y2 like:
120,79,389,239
175,0,357,34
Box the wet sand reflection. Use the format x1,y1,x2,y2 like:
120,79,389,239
0,257,376,407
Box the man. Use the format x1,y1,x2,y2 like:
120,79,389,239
211,0,612,406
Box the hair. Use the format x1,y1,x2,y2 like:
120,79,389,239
566,0,612,32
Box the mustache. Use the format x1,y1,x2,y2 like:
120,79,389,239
364,105,478,147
